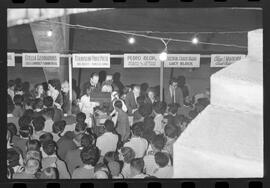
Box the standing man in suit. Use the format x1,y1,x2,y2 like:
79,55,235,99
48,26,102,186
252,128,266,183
82,73,101,96
164,78,183,107
125,85,140,126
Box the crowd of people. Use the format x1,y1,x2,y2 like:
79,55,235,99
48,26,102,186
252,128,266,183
7,71,210,179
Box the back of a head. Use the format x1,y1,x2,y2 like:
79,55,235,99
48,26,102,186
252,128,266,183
25,150,41,162
39,167,58,179
132,122,144,137
153,101,167,115
154,152,169,168
42,108,55,119
8,79,15,88
168,103,180,114
136,95,146,106
108,161,121,176
81,134,94,148
164,123,179,139
177,75,186,86
32,116,45,132
80,146,100,166
39,133,53,146
25,158,40,175
19,126,33,138
42,140,57,156
13,94,24,106
104,119,115,132
114,100,122,109
138,104,153,118
43,96,54,108
121,147,135,164
33,98,43,110
27,139,41,152
103,151,119,165
76,112,86,123
113,72,121,82
75,122,87,133
52,120,66,134
130,158,144,173
151,134,166,151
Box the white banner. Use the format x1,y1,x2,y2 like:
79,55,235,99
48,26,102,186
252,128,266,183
165,54,200,68
72,54,110,68
210,54,246,67
22,53,60,67
7,52,15,67
124,54,160,68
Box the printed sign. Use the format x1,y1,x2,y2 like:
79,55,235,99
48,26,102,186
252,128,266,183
7,52,15,67
164,54,200,68
72,54,110,68
124,54,161,68
22,53,60,67
210,54,246,67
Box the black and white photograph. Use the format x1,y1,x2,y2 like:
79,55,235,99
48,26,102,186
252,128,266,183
7,8,263,179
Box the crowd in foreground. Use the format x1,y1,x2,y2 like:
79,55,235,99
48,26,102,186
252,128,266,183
7,71,210,179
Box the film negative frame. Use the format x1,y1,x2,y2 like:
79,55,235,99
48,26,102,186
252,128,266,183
1,0,269,188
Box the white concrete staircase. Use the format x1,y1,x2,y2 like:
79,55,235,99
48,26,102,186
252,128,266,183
173,29,263,178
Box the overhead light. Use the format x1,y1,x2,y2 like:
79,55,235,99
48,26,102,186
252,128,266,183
128,37,135,44
159,51,168,61
47,29,53,37
192,37,199,44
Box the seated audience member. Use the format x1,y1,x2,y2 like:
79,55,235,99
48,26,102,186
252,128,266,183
96,120,119,157
12,95,25,118
114,100,131,142
42,140,70,179
13,158,40,179
130,158,149,178
31,116,46,140
43,96,63,122
72,146,100,179
13,126,33,158
153,101,167,134
38,167,58,179
152,152,173,178
42,108,55,133
108,161,124,179
124,122,148,158
7,148,24,179
52,120,66,142
65,133,95,174
119,147,135,178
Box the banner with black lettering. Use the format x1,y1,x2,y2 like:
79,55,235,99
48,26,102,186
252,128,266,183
210,54,246,67
72,54,110,68
124,54,160,68
22,53,60,67
165,54,200,68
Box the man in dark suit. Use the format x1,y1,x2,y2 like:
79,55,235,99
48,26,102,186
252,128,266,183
125,85,140,116
82,72,101,96
164,78,183,106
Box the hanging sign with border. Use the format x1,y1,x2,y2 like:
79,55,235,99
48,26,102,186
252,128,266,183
22,53,60,67
164,54,200,68
210,54,246,67
72,54,110,68
7,52,15,67
124,54,160,68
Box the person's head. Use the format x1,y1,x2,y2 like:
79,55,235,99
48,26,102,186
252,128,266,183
76,112,86,123
39,167,58,179
7,123,17,137
61,81,70,94
113,72,121,82
90,73,99,86
131,122,144,137
39,133,53,146
169,77,178,88
119,147,135,164
33,98,43,110
14,84,24,95
80,146,100,166
8,80,15,89
130,158,144,175
140,82,149,93
113,100,123,111
26,139,41,152
75,122,87,135
52,120,66,134
103,151,119,165
108,161,121,177
98,71,107,83
13,94,24,106
81,134,95,148
147,89,155,100
143,117,155,132
43,96,54,108
42,140,57,156
25,150,41,162
177,75,186,87
32,116,45,132
19,126,33,138
42,108,55,120
164,124,179,139
7,148,22,170
48,79,61,92
94,170,109,179
154,152,169,168
153,101,167,115
18,115,32,129
136,95,146,107
151,134,166,151
138,104,153,118
25,158,40,175
104,119,115,133
132,85,141,97
168,103,180,115
35,84,44,96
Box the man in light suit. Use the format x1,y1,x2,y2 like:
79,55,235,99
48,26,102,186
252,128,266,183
164,78,183,107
